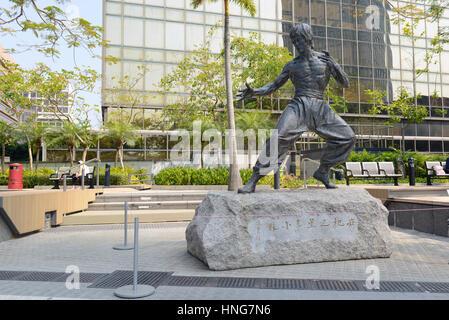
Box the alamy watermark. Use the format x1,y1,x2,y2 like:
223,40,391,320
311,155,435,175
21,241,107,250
65,265,80,290
365,265,380,290
169,120,279,174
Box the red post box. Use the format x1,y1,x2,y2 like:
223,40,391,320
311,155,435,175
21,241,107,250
8,163,23,189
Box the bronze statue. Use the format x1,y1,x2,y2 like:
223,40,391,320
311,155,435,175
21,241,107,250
237,23,355,193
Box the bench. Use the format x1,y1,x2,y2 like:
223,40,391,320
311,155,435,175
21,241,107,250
50,165,95,189
50,167,73,189
425,161,449,185
345,161,402,186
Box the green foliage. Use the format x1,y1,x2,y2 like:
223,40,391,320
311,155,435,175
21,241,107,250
190,1,256,17
366,87,428,152
154,167,272,186
1,0,106,58
102,109,140,168
158,28,294,129
0,166,143,187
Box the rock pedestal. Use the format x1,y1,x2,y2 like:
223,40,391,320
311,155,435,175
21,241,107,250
186,188,392,270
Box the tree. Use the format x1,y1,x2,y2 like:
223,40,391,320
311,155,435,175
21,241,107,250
102,109,139,169
47,120,80,166
366,88,428,153
0,59,100,162
235,110,274,168
191,0,256,191
15,118,50,172
0,120,16,173
0,0,106,58
385,0,449,101
159,24,228,129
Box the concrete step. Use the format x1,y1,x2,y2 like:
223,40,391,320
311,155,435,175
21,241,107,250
93,190,209,203
62,209,195,225
88,200,202,211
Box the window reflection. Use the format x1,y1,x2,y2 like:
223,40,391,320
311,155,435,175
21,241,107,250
294,0,309,24
310,0,325,26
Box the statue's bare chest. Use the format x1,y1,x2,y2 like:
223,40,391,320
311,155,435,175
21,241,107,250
290,56,329,89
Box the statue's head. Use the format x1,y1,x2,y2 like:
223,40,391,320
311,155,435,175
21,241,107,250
290,23,314,54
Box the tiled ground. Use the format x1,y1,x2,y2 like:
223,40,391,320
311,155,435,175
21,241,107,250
0,222,448,299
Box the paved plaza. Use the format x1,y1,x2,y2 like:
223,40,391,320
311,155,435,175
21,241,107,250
0,222,448,300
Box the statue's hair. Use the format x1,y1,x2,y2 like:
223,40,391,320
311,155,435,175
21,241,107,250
290,23,314,49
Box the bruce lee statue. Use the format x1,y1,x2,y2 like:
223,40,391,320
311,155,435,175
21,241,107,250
237,23,356,193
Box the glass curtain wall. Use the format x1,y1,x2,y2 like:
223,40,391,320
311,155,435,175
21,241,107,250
102,0,449,153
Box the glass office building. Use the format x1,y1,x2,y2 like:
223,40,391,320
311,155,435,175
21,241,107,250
102,0,449,153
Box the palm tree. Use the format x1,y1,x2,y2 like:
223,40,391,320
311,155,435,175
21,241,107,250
30,122,50,173
0,120,16,174
102,116,139,169
191,0,256,191
47,121,81,166
235,110,275,168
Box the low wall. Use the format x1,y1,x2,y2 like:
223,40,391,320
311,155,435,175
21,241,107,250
0,189,100,238
0,214,13,242
386,199,449,237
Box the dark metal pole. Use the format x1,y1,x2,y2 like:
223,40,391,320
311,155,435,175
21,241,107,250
81,168,85,190
289,151,296,176
408,157,415,186
274,168,280,190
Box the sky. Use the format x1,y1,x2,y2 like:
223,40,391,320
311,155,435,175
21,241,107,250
1,0,103,128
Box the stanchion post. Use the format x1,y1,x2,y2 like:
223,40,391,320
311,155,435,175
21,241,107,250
274,168,280,190
63,175,67,192
113,201,133,250
114,217,155,299
96,161,100,188
81,167,85,190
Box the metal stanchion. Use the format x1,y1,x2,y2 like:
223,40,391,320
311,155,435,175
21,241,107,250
81,168,85,190
63,175,67,192
113,201,133,250
274,168,280,190
96,161,100,188
114,217,155,299
303,159,307,189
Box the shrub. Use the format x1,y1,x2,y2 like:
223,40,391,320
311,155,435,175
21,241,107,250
0,166,144,187
154,167,274,186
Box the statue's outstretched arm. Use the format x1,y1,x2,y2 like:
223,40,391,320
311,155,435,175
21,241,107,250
319,51,350,88
237,63,290,101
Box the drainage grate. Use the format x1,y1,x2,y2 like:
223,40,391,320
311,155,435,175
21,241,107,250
377,281,422,293
53,272,110,284
215,277,260,289
0,271,28,281
15,272,65,282
263,278,312,290
88,270,172,289
0,270,110,284
3,269,449,294
312,279,361,291
167,276,208,287
417,282,449,293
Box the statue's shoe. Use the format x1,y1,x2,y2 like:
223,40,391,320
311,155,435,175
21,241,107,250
313,170,338,189
238,182,256,194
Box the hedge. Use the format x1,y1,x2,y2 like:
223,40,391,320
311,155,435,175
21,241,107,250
154,167,274,186
154,150,449,186
0,166,147,188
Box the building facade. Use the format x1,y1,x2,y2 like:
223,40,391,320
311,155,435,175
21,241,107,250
0,44,72,125
102,0,449,153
